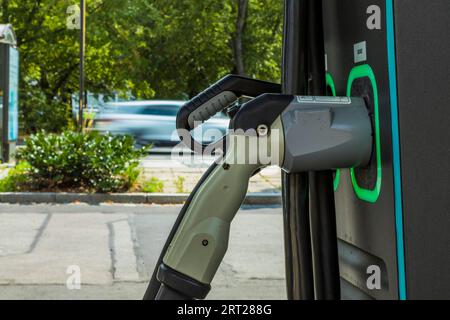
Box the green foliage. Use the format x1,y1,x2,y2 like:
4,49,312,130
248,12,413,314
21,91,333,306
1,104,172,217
243,0,284,80
16,131,149,192
1,0,283,133
174,176,186,193
131,0,283,98
123,164,141,190
0,162,31,192
21,87,74,133
142,177,164,193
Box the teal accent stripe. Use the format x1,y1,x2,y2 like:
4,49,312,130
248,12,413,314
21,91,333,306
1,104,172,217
386,0,407,300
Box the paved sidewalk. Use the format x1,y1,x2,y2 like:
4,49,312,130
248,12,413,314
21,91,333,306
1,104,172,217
0,204,286,300
140,154,282,193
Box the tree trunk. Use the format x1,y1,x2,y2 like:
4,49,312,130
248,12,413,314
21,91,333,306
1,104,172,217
233,0,248,76
1,0,9,23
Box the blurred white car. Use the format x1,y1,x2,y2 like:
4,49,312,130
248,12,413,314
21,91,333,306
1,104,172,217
93,100,229,148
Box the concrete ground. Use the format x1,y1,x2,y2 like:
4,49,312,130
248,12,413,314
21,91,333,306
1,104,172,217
140,153,281,193
0,204,286,300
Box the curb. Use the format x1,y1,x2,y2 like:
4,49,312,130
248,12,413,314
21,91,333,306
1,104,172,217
0,192,281,205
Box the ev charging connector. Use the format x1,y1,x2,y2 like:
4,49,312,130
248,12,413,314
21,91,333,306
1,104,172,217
144,75,373,300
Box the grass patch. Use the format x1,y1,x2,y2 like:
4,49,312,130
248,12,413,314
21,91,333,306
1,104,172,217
174,176,186,193
0,162,31,192
142,177,164,193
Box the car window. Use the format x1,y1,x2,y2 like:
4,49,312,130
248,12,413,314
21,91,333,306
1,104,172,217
103,106,139,114
101,103,228,118
102,103,182,116
140,105,181,116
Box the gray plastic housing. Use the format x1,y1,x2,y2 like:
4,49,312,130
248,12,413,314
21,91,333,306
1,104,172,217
281,96,372,173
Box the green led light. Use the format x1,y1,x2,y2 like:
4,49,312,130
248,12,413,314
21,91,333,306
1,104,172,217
346,64,382,203
326,72,340,192
326,72,336,96
333,169,340,191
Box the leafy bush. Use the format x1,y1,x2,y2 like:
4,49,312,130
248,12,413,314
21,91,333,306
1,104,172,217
16,131,149,192
142,177,164,193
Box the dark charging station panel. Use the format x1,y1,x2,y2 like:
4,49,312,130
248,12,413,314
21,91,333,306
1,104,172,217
323,0,398,300
323,0,450,299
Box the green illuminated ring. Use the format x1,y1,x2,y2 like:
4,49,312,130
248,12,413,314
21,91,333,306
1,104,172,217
346,64,382,203
326,72,340,191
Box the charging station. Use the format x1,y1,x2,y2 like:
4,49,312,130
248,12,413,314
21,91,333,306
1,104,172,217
145,0,449,301
0,24,19,163
283,0,450,300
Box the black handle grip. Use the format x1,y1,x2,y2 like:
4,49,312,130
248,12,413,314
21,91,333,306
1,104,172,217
176,74,281,153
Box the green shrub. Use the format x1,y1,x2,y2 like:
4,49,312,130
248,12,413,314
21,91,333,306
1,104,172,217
142,177,164,193
16,131,149,193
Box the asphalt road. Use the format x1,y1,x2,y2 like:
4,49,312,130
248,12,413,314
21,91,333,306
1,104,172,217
0,204,286,300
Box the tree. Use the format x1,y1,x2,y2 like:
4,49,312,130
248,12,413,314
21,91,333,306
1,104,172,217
233,0,249,76
130,0,283,98
242,0,284,81
0,0,283,133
